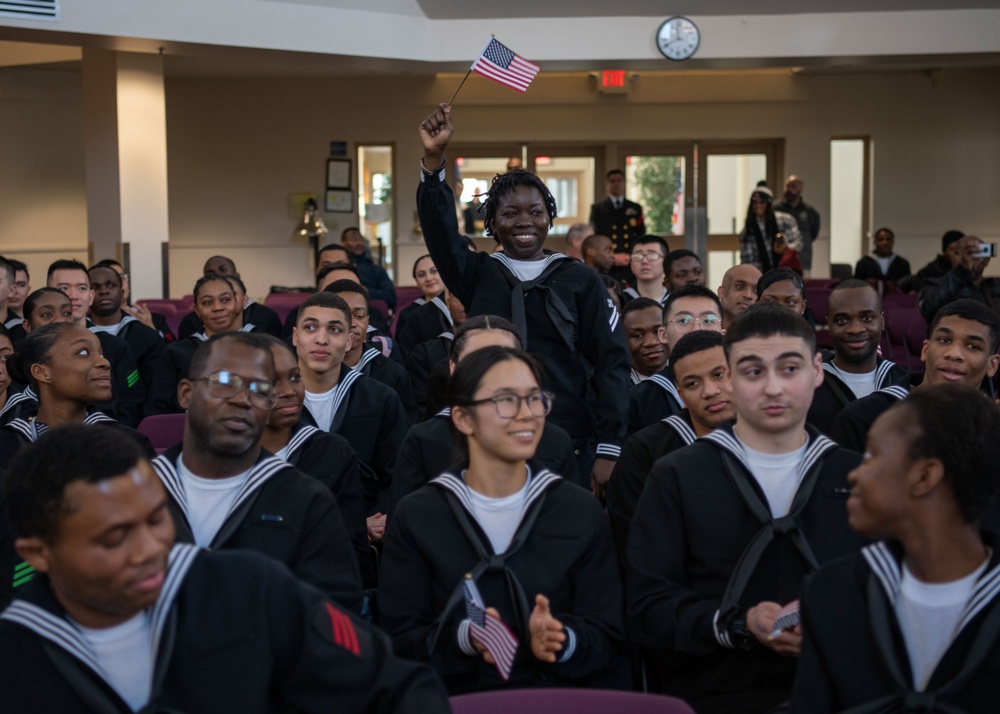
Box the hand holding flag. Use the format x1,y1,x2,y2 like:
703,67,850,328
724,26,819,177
419,103,453,167
768,599,801,640
747,600,803,656
464,577,519,681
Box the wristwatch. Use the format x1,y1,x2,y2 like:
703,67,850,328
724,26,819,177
727,612,756,651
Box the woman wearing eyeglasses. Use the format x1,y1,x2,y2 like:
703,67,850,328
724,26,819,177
0,323,155,607
378,345,626,694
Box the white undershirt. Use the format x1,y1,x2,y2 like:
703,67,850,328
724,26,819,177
304,387,339,432
740,439,808,518
74,612,153,712
178,458,249,547
89,320,124,337
272,443,291,461
874,254,896,274
465,473,530,554
828,363,879,399
503,257,548,282
896,557,989,690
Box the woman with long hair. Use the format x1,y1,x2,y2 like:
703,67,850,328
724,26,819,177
738,183,803,273
378,345,625,693
396,254,458,360
394,254,444,342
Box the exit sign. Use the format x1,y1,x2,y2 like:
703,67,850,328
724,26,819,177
597,70,630,94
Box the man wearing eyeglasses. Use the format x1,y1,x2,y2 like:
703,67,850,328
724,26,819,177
152,331,364,612
627,285,725,436
623,236,670,306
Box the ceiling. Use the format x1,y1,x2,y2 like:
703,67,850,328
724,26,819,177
415,0,1000,18
2,1,1000,78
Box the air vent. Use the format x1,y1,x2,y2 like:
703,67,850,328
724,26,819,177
0,0,58,21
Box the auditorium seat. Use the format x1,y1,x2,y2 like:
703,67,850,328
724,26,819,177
450,688,695,714
137,413,186,454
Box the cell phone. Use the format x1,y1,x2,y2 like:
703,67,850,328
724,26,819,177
972,243,998,259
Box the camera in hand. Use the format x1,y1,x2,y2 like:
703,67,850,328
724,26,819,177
972,242,997,259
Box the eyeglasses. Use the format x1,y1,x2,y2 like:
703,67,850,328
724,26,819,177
667,314,722,332
192,371,275,407
631,252,664,263
465,391,555,419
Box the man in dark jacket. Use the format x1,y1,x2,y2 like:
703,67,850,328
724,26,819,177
853,227,911,288
626,303,864,714
589,168,645,285
154,330,364,611
807,279,909,435
900,228,963,293
342,227,397,311
919,234,1000,322
0,423,448,714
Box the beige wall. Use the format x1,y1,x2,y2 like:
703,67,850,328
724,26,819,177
1,64,998,298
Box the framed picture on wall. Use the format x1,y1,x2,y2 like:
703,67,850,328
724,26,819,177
325,189,353,213
326,159,351,189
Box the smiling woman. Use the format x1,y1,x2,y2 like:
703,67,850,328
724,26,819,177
416,103,631,493
0,323,156,606
378,345,628,693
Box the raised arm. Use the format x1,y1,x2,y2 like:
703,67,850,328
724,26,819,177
419,103,455,170
416,105,480,307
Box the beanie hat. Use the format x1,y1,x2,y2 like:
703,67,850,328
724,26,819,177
751,181,773,203
941,230,965,253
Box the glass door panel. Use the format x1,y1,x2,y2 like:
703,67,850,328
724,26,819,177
705,153,766,283
532,155,596,236
357,144,394,281
699,141,782,287
625,154,687,243
449,144,523,240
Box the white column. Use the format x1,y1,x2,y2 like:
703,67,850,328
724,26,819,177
83,49,169,299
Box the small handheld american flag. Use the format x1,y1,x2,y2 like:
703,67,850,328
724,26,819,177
768,599,801,640
470,37,540,93
464,576,519,681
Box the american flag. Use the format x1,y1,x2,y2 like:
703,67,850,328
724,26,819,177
464,577,519,680
768,599,801,640
470,38,540,93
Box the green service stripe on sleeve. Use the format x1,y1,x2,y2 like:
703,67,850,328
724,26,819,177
127,370,140,388
13,563,35,589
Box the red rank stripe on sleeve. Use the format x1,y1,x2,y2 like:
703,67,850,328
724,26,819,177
326,602,360,656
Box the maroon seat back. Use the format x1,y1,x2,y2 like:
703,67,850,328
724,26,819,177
264,291,311,323
450,688,696,714
137,414,186,454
